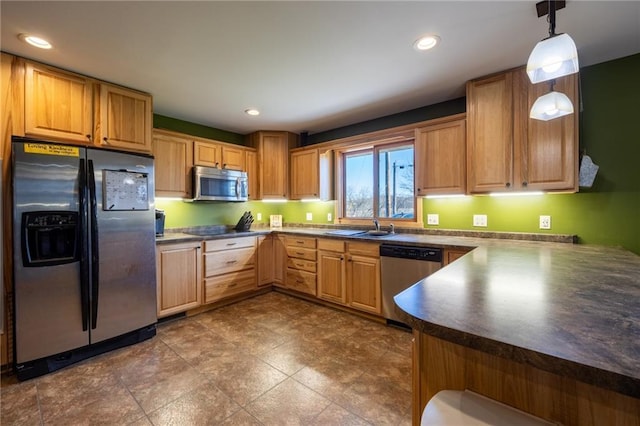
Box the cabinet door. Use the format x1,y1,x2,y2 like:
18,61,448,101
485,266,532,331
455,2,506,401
152,130,193,198
194,140,221,168
318,250,346,304
466,72,514,193
252,131,294,199
25,61,93,144
96,84,152,153
517,70,578,192
415,118,466,196
222,145,245,170
257,235,274,286
245,150,258,200
273,235,286,285
347,255,381,315
156,242,202,318
290,149,319,199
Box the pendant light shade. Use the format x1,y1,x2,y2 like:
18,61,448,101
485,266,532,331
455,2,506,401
529,91,574,121
527,33,579,83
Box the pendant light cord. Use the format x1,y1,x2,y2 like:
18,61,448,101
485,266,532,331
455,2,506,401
548,0,556,37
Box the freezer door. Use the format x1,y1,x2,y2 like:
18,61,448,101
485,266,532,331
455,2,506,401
87,149,157,344
12,140,89,363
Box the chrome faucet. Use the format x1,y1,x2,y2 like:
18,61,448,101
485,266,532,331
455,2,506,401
373,219,380,231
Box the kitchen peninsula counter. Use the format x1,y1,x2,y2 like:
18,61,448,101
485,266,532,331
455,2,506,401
394,242,640,425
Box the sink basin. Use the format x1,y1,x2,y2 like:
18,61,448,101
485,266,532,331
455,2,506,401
366,230,390,236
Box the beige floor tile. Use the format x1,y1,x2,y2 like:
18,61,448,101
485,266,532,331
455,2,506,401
311,403,372,425
0,292,413,425
245,378,331,425
292,356,366,401
219,409,263,425
0,380,41,425
335,372,412,426
147,382,241,425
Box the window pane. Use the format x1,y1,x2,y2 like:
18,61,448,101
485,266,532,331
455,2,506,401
377,146,414,219
344,151,373,218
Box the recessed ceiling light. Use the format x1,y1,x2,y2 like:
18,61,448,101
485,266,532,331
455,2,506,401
18,33,52,49
413,34,440,51
244,108,260,116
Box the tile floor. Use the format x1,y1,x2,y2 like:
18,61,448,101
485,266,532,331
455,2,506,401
1,292,413,425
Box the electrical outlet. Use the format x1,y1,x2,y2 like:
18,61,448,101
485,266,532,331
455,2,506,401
327,213,332,222
473,214,488,227
539,215,552,230
256,213,262,221
306,212,313,221
427,213,439,225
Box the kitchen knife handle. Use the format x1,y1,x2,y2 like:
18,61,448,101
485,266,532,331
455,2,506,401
79,159,89,332
88,159,100,330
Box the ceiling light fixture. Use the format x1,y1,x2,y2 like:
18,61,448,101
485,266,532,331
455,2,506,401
18,33,52,49
244,108,260,116
413,34,440,51
529,87,574,121
526,0,579,84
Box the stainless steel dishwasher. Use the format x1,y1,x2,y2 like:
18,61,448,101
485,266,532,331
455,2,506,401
380,244,442,324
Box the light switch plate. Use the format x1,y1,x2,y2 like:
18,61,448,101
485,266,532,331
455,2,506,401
306,212,313,221
473,214,488,227
427,214,439,225
256,213,262,221
327,213,332,222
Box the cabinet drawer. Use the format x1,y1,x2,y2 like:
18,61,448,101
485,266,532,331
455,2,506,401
204,236,256,252
317,238,345,252
205,247,255,277
286,268,317,296
287,258,316,273
347,242,380,257
204,269,256,303
284,236,317,249
286,246,317,261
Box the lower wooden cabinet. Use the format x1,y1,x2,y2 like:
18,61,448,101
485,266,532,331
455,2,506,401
203,236,257,304
283,236,317,296
346,242,381,315
317,239,381,315
444,247,473,265
317,239,347,304
156,241,202,318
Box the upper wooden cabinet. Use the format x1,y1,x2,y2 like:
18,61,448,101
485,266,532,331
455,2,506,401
248,131,298,200
290,147,333,200
24,61,93,144
95,83,152,153
415,115,466,196
466,67,578,194
152,129,193,198
193,139,221,167
245,150,258,200
193,139,249,171
22,59,153,153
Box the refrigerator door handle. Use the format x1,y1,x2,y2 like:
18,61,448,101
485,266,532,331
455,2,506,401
88,160,100,330
79,159,89,332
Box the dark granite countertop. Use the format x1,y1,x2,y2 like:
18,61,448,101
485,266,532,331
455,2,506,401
394,243,640,399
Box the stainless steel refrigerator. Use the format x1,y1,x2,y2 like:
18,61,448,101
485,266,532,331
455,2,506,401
12,137,157,380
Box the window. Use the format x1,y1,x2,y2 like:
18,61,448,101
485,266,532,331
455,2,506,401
342,143,415,220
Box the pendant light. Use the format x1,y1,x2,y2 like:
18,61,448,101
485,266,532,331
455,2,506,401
526,0,579,84
529,81,574,121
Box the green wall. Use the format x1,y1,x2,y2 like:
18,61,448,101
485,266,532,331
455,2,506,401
156,53,640,254
153,114,245,145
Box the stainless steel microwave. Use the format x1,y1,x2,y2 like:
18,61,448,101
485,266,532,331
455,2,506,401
192,166,248,202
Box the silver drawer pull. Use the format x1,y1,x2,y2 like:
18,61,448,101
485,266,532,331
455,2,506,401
226,242,237,246
226,260,238,264
296,252,304,256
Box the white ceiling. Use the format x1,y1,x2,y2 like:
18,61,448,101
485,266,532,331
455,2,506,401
2,1,639,136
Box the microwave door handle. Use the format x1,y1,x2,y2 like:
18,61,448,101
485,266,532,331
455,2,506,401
235,178,240,199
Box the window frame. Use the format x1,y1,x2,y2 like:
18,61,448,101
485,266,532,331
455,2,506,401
335,136,423,228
